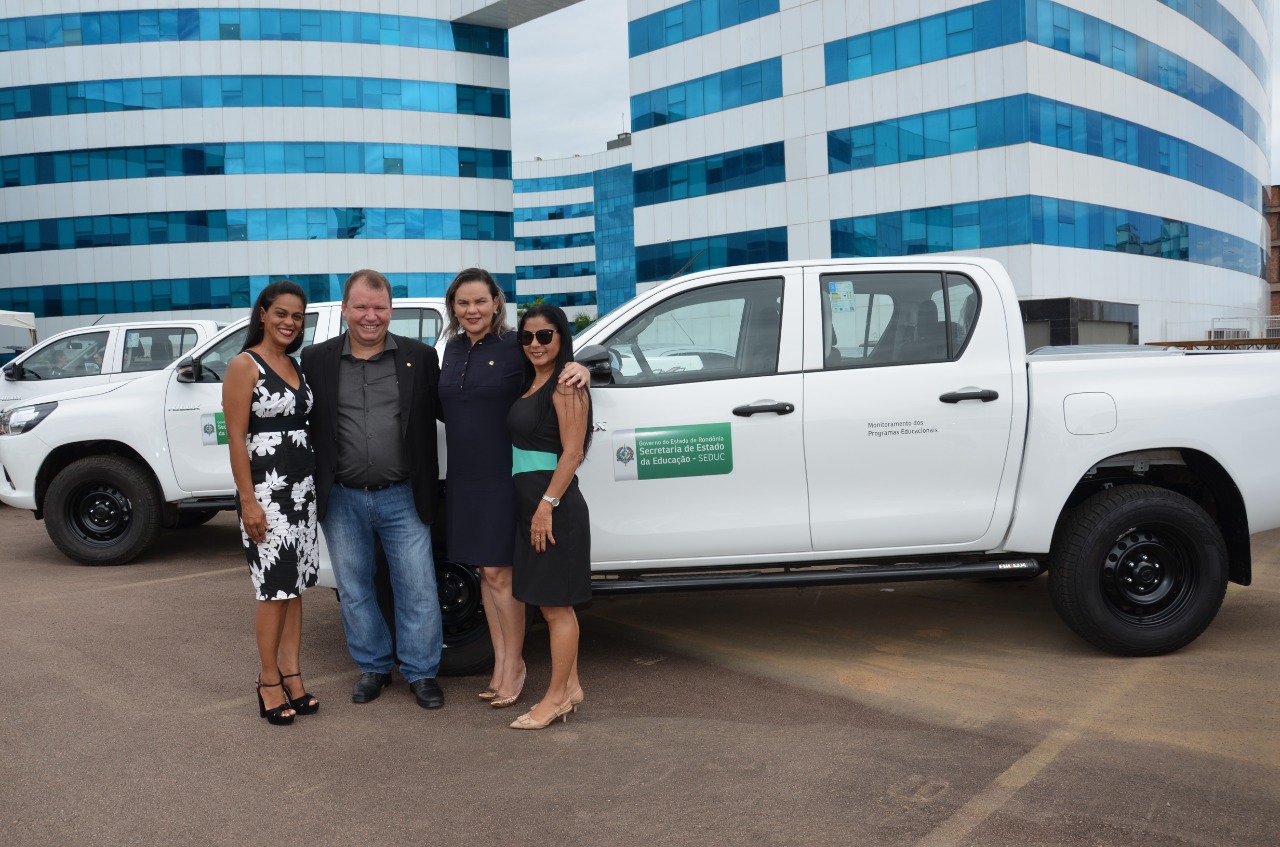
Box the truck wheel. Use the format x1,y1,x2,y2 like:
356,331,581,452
175,510,218,529
437,558,493,676
45,455,163,566
1048,485,1227,656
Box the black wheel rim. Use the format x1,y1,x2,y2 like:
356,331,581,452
66,481,133,546
436,559,487,647
1099,526,1198,626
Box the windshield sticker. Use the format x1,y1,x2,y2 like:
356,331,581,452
201,412,228,446
828,280,856,313
612,423,732,481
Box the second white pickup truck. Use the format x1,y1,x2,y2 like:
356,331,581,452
1,318,224,408
2,258,1277,667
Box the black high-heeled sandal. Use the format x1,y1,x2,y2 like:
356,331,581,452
282,672,320,715
256,677,296,725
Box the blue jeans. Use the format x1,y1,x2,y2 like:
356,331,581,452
321,481,442,682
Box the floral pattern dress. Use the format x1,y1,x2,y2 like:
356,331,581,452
239,351,318,600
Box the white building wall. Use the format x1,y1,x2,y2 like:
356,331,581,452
0,1,517,334
625,0,1272,341
513,144,633,318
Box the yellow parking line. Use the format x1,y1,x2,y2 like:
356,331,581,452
915,664,1155,847
915,728,1077,847
89,566,244,591
5,566,242,607
190,672,350,716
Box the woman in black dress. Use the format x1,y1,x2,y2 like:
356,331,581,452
438,269,588,709
507,305,592,730
223,280,319,725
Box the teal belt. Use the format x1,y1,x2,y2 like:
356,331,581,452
512,446,558,475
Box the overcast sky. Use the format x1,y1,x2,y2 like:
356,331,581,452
509,0,631,162
511,2,1280,182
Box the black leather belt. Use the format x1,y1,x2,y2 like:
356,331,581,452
336,481,399,491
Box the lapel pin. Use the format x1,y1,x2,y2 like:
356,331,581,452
406,362,412,367
489,360,495,365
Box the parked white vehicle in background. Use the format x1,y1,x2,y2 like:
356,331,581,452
1,319,224,408
0,297,446,540
3,258,1280,671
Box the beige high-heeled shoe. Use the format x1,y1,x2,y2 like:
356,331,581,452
567,686,584,712
509,699,574,730
491,667,527,709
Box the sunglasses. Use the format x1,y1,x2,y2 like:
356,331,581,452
519,329,558,345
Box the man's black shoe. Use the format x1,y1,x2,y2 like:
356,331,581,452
351,672,393,703
409,678,444,709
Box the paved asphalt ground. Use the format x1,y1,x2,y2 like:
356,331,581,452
1,505,1277,847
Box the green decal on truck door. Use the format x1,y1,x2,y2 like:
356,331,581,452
200,412,228,445
612,423,733,481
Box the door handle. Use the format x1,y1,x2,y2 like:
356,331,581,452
732,401,795,417
939,389,999,403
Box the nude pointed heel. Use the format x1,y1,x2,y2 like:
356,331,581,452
509,699,573,730
491,666,527,709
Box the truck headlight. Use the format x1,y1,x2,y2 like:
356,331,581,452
0,401,57,435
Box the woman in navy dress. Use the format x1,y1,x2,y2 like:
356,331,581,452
223,280,319,725
438,269,587,709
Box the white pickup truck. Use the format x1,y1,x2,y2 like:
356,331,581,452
1,318,224,408
2,258,1278,668
0,298,447,547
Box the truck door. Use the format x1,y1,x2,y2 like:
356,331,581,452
113,324,202,379
576,270,810,567
801,266,1017,551
164,325,251,495
165,313,319,495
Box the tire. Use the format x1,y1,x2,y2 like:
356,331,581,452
1047,485,1228,656
436,558,494,676
362,551,494,677
44,455,164,566
175,510,219,529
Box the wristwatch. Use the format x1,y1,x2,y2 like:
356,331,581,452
541,495,560,508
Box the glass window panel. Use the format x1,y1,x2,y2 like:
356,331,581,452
20,330,110,379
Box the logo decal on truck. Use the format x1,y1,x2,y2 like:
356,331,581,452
612,423,733,481
200,412,228,446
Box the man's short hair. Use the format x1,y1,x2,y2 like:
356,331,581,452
343,269,393,303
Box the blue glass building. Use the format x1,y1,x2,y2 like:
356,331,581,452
0,3,521,332
513,138,635,318
625,0,1273,340
0,1,1273,344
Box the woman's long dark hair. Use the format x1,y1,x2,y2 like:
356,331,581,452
242,280,308,354
519,304,592,456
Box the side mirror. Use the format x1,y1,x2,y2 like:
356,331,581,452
175,354,202,383
575,345,613,386
4,363,23,381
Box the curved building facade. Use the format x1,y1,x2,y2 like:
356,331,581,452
0,1,1273,345
514,138,634,318
627,0,1273,340
0,3,517,333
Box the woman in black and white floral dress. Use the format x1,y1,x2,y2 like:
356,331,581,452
223,280,319,725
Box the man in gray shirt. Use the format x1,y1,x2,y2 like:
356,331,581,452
300,269,445,709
